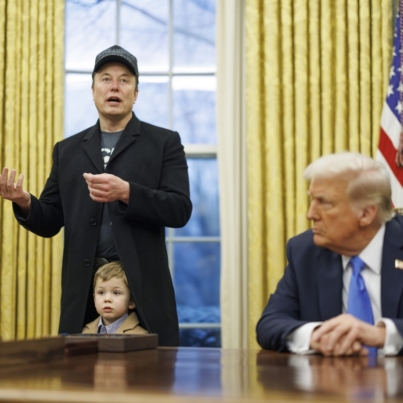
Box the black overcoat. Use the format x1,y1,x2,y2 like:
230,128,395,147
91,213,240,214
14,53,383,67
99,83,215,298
14,113,192,346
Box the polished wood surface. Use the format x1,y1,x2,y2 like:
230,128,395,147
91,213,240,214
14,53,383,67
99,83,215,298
0,345,403,402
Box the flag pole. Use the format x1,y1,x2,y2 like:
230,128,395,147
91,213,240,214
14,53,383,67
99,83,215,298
396,0,403,168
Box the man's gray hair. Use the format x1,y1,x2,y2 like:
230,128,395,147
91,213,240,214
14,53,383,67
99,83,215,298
304,152,393,223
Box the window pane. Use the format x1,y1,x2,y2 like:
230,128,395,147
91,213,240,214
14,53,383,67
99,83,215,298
65,74,98,137
134,77,169,128
175,159,219,237
179,328,221,347
173,0,216,72
65,0,116,71
172,76,216,144
120,0,169,72
174,242,220,322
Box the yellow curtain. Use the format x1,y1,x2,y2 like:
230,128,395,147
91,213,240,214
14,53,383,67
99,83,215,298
246,0,393,347
0,0,64,341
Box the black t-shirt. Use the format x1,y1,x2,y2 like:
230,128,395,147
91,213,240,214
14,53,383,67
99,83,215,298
95,131,123,259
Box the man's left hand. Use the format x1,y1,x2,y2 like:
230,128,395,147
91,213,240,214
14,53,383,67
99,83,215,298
311,314,386,356
83,173,130,203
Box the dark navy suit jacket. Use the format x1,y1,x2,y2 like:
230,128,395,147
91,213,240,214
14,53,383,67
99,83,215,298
256,215,403,352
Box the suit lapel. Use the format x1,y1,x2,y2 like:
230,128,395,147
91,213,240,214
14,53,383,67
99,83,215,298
82,123,104,173
108,113,140,164
115,312,139,334
381,218,403,318
83,317,100,333
317,249,343,320
81,114,141,172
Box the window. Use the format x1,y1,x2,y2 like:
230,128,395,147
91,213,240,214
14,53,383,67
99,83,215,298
65,0,220,347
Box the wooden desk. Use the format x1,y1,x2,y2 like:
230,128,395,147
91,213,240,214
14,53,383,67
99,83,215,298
0,346,402,402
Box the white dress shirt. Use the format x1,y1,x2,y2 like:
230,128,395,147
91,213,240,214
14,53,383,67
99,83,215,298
287,224,403,355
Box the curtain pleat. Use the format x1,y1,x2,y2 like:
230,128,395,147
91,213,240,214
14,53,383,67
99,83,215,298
245,0,270,348
0,0,64,341
246,0,393,347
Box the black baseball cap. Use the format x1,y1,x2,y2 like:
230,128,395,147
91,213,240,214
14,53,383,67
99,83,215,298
93,45,139,81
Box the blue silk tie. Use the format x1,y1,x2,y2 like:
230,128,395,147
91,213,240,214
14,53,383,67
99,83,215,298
347,256,377,356
347,256,374,324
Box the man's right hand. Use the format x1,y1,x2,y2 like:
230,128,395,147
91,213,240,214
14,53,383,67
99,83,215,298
0,167,31,213
310,328,368,356
309,314,386,356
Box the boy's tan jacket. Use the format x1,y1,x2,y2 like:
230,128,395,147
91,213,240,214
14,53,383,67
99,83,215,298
82,312,148,334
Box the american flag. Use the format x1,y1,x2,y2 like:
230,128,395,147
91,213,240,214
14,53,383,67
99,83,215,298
377,3,403,208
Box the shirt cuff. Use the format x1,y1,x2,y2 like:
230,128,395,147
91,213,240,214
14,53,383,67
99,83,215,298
286,322,323,354
377,318,403,356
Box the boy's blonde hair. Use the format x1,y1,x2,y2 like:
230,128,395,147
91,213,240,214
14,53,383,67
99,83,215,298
93,261,129,290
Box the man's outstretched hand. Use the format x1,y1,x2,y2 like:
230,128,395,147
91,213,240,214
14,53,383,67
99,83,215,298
0,167,31,213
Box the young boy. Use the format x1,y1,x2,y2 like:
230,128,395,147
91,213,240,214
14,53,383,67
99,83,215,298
82,261,148,335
